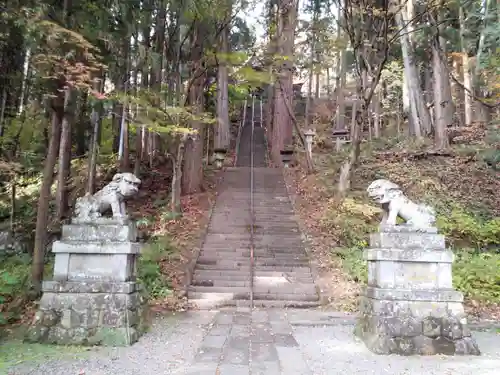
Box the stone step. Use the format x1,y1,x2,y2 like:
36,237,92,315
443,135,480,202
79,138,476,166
194,264,251,271
195,258,250,267
192,270,312,278
198,248,307,256
202,241,252,248
253,248,307,254
203,235,255,240
191,274,251,281
253,266,313,273
196,256,309,265
254,260,310,267
189,298,321,310
191,279,250,287
189,285,317,296
191,275,315,286
188,290,250,300
188,290,318,304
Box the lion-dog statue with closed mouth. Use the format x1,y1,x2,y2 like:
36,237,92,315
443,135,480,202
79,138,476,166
74,172,141,221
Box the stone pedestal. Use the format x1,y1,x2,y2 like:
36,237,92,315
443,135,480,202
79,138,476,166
355,225,480,355
26,219,146,346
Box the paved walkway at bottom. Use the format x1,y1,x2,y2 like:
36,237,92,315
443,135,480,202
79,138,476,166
10,309,500,375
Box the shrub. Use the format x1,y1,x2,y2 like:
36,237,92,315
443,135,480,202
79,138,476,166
453,250,500,303
437,207,500,249
137,236,175,300
331,246,367,284
0,255,31,325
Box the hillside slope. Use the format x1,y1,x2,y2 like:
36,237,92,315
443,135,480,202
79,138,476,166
285,129,500,319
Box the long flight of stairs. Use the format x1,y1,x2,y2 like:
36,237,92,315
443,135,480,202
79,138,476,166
188,100,320,308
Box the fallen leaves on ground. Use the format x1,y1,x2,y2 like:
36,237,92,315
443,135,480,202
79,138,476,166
128,163,218,312
283,167,360,311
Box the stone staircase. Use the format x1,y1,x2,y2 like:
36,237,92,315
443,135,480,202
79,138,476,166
188,99,320,308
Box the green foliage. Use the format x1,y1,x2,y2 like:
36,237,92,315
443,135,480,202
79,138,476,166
0,255,31,325
331,246,367,284
320,197,378,248
320,198,376,284
453,250,500,303
436,207,500,249
137,236,176,300
379,61,403,113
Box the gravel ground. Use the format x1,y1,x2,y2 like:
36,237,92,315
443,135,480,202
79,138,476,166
296,325,500,375
6,309,500,375
7,311,217,375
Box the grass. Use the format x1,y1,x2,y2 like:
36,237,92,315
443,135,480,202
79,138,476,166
0,328,91,371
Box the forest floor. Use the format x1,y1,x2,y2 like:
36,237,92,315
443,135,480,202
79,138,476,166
285,121,500,320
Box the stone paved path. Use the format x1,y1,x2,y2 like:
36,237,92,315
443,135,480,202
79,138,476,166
10,308,500,375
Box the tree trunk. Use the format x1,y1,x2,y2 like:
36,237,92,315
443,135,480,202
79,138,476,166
334,10,347,131
304,32,315,129
55,88,73,222
432,7,452,149
32,101,63,294
460,6,474,128
171,134,187,212
264,0,277,148
182,21,205,194
87,77,103,194
338,101,364,194
272,0,298,164
451,57,465,127
373,91,381,138
396,2,431,138
119,35,132,171
215,20,230,151
75,92,88,156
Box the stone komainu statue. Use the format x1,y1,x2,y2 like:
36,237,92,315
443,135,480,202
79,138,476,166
74,172,141,221
366,179,436,229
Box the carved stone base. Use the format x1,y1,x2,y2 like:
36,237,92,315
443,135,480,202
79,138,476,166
357,227,480,356
52,222,140,282
25,281,146,346
356,292,480,355
27,220,145,346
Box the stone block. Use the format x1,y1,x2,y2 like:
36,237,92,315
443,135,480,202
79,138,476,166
71,217,131,225
52,241,141,254
370,231,445,250
68,253,137,282
51,239,140,282
365,246,454,291
357,227,480,356
42,280,138,294
356,306,480,356
25,281,146,346
364,286,464,303
61,222,138,242
364,248,453,263
53,252,137,282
